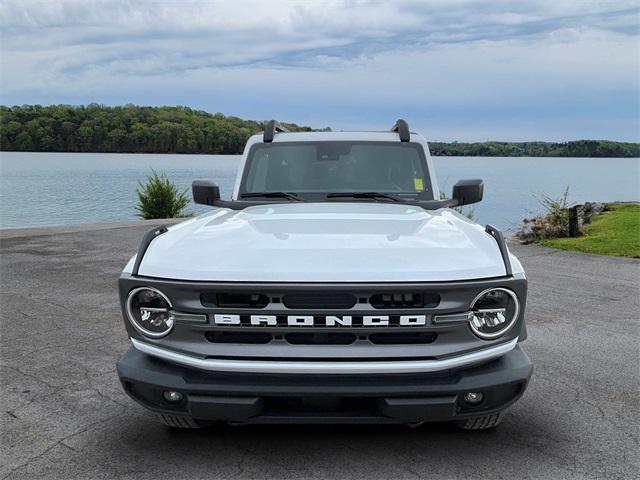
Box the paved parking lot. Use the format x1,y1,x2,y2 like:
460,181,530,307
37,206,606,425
1,222,638,479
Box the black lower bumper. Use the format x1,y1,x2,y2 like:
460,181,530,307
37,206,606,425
117,346,532,424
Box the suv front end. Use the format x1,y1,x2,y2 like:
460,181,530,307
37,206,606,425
117,273,532,428
116,120,533,429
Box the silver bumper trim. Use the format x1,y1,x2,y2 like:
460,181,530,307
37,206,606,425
130,337,519,374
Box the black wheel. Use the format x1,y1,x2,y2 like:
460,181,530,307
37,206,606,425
157,413,206,429
456,411,505,430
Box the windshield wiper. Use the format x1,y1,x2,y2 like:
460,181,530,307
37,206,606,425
326,192,400,202
240,192,305,201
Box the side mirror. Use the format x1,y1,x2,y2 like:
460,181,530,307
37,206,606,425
452,179,483,206
192,180,220,206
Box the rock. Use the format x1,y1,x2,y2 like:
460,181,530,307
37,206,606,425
582,202,608,224
514,202,611,241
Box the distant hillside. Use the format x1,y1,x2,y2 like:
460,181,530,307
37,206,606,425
0,104,323,154
1,104,638,157
429,140,639,158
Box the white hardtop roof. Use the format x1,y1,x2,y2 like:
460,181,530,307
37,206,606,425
248,131,427,143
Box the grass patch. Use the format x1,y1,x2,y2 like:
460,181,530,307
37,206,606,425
539,204,640,258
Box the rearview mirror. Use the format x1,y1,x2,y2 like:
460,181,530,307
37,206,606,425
192,180,221,206
452,179,483,206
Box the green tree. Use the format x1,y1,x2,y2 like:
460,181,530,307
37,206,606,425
136,170,190,219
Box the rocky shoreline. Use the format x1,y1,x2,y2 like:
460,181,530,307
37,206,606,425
513,201,637,244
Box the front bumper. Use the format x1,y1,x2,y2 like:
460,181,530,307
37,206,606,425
117,345,533,424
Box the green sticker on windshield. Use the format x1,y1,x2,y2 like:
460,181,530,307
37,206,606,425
414,178,424,191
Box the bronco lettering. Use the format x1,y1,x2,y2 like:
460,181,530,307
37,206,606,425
213,314,430,327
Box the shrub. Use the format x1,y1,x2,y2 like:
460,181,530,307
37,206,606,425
534,186,572,237
136,170,190,219
515,186,575,243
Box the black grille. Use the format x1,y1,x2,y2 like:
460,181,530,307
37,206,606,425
369,332,437,345
283,293,357,309
200,291,440,309
205,331,273,344
370,293,440,309
201,293,269,308
204,331,437,345
285,332,356,345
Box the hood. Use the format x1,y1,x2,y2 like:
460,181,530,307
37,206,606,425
134,203,508,282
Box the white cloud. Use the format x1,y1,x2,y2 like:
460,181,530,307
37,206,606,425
0,0,638,140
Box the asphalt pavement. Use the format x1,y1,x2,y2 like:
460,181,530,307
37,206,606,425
1,221,638,480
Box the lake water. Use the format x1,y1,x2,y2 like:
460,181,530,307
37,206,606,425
1,152,638,231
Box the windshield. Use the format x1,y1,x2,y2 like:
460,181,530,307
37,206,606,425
240,141,433,200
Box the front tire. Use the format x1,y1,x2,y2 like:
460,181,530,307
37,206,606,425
456,411,505,430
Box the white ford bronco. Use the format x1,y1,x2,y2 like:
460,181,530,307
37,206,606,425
117,120,532,429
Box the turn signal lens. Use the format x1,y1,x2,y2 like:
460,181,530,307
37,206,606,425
126,287,174,338
469,288,519,339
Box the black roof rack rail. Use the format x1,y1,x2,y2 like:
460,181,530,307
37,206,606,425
263,120,290,143
391,119,410,142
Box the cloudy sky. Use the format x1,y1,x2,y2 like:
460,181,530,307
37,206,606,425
1,0,638,141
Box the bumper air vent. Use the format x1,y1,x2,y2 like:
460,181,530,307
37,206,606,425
283,293,357,309
201,293,269,309
370,293,440,309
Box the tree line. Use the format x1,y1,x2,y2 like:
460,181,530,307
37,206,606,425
1,104,638,157
428,140,639,158
0,104,322,154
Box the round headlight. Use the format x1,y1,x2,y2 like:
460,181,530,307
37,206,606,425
125,287,174,338
468,288,519,339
